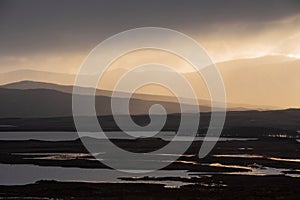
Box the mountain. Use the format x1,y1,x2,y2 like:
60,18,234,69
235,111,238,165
0,55,299,110
1,80,110,96
0,80,211,106
0,80,263,111
0,69,77,86
0,87,209,118
215,56,300,108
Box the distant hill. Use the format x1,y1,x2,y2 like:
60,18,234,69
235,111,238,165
0,69,77,86
0,55,299,110
216,55,300,108
1,80,111,96
0,107,299,138
0,87,208,118
0,80,271,111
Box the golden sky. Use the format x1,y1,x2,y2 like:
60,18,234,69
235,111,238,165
0,0,300,108
0,0,300,73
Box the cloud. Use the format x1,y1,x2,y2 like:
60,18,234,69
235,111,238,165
0,0,299,54
0,0,299,72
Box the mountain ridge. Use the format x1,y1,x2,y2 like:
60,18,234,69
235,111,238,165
0,55,299,110
1,80,276,111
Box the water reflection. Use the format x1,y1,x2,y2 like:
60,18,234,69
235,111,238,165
203,163,252,170
0,131,258,142
213,154,300,163
213,154,263,159
269,157,300,163
0,163,191,187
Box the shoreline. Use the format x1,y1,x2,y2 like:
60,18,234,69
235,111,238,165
1,175,299,200
0,137,299,199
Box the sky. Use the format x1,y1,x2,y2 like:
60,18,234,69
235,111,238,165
0,0,300,109
0,0,300,74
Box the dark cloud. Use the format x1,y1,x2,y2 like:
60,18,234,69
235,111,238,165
0,0,299,55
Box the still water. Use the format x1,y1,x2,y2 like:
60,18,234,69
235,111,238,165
0,163,190,187
0,160,299,187
0,132,299,187
0,131,257,141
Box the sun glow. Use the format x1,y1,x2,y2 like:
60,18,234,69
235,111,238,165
286,54,300,59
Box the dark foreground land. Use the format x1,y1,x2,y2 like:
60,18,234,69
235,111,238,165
0,137,299,199
1,108,300,138
0,137,299,170
0,175,299,200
